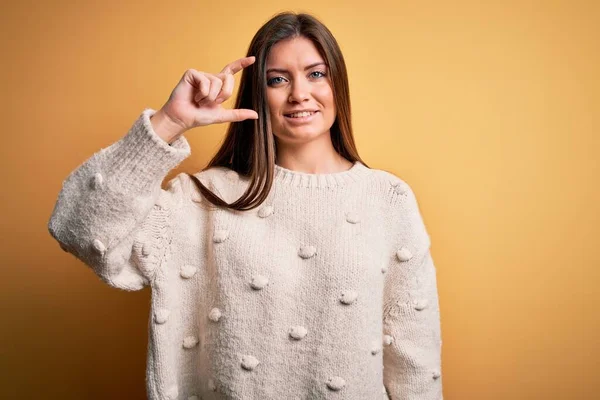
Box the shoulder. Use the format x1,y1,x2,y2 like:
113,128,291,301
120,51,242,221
154,167,231,211
193,165,245,183
365,166,419,205
183,166,250,204
369,166,431,247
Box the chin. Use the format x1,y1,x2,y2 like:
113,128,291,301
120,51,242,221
287,130,329,144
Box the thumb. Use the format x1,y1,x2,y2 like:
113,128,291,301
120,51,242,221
218,108,259,123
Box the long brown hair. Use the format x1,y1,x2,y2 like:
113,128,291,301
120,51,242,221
189,11,369,211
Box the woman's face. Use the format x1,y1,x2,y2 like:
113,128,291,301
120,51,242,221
265,36,336,145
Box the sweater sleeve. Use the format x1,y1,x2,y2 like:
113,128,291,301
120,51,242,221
47,108,191,291
382,179,443,400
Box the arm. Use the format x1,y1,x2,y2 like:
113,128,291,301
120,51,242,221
382,180,443,399
47,108,191,290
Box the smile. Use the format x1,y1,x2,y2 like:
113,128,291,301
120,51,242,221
284,111,319,124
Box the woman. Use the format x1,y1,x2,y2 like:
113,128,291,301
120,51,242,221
48,11,443,400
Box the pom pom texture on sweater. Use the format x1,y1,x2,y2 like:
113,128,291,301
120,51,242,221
47,108,443,399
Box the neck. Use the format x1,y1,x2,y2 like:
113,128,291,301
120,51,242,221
274,132,351,174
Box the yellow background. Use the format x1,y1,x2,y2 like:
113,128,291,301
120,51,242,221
1,1,598,399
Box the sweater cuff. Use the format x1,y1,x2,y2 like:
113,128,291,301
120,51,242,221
99,108,191,193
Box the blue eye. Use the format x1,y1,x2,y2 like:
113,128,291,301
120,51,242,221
267,77,284,85
267,70,327,86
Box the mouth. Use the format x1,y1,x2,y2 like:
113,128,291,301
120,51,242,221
284,110,320,123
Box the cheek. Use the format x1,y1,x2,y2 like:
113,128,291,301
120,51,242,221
265,97,276,115
320,93,335,118
266,93,286,118
317,86,335,108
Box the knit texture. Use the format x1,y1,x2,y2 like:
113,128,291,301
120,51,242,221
48,108,443,400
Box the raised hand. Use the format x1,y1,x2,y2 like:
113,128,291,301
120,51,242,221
151,56,258,143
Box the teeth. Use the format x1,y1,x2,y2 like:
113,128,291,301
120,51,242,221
287,111,315,118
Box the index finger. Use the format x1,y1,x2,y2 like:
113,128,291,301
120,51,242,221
220,56,256,75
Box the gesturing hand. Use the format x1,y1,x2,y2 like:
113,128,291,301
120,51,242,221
153,56,258,141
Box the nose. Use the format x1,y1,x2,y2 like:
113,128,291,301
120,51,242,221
288,77,311,104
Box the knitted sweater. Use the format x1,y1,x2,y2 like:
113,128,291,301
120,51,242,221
47,108,443,400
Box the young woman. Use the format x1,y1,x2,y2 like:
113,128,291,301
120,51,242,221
48,11,443,400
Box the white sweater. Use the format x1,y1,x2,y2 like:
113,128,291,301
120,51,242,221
48,108,443,400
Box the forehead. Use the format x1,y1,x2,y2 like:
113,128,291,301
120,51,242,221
266,37,324,67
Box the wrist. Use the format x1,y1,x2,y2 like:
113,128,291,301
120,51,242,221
150,109,186,144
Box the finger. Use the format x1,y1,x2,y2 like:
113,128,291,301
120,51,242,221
217,108,259,123
220,56,256,75
187,70,211,103
215,73,234,104
204,73,223,103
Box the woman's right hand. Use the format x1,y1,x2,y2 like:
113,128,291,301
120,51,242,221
151,56,259,142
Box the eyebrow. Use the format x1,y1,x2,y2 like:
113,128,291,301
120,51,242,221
266,62,327,74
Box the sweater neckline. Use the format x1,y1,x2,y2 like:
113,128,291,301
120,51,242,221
273,160,371,188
